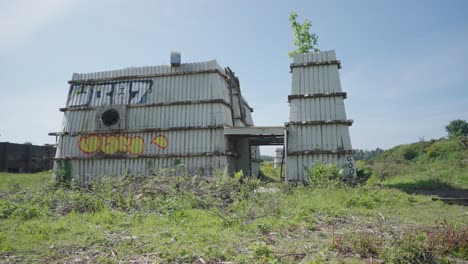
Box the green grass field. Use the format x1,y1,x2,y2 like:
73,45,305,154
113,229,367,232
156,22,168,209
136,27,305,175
0,138,467,263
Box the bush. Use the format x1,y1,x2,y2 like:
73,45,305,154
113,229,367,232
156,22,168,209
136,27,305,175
70,192,103,213
304,163,344,187
397,144,420,161
0,200,18,219
0,201,41,220
426,139,464,159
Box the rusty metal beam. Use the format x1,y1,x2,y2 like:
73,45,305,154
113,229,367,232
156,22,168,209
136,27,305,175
288,149,356,156
288,92,347,101
286,120,353,126
49,125,226,137
54,151,238,160
290,60,341,69
60,99,232,112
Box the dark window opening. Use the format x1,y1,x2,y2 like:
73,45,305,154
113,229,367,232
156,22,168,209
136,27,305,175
101,109,120,127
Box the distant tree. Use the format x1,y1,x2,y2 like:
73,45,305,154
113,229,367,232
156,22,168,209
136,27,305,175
354,148,385,161
288,11,319,58
445,119,468,138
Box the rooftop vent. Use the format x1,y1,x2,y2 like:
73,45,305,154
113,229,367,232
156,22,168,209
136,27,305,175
170,51,181,67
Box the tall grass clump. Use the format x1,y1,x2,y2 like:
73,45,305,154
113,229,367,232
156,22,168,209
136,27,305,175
304,163,344,188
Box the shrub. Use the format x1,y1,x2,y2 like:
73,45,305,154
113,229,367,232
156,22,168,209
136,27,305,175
304,163,344,187
0,200,18,219
398,144,419,161
426,139,464,159
70,192,103,213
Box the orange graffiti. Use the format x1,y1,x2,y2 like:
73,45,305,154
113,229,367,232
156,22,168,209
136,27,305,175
151,135,168,149
78,135,145,155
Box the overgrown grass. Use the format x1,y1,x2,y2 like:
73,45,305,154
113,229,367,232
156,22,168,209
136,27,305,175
364,137,468,189
0,171,51,191
0,164,466,263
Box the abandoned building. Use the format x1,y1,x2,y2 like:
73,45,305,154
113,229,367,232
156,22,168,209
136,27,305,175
50,50,356,183
0,142,56,173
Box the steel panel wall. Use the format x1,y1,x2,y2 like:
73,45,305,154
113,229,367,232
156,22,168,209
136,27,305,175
71,60,224,82
286,50,356,181
70,156,229,185
287,124,352,152
62,103,233,133
55,60,246,181
58,129,226,157
289,97,347,122
286,154,356,181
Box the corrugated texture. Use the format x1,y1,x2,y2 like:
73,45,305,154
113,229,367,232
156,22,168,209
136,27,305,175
291,64,342,95
286,50,356,181
292,50,337,65
71,60,224,81
286,154,356,181
62,104,233,133
69,156,229,185
287,124,352,152
55,59,260,180
68,74,230,107
289,97,346,121
274,148,283,168
59,129,225,157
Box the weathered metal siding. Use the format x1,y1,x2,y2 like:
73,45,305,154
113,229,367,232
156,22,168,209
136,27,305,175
286,50,356,181
286,154,354,179
69,156,229,185
62,104,232,133
59,129,226,157
54,60,241,182
274,148,283,168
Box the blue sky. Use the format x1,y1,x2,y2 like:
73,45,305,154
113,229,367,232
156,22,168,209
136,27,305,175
1,0,467,155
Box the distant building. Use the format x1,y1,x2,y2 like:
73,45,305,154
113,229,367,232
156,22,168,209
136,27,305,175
0,142,56,173
274,148,283,168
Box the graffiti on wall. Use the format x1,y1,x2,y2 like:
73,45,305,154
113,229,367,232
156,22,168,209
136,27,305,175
78,134,168,155
346,155,355,176
68,80,153,107
151,135,168,149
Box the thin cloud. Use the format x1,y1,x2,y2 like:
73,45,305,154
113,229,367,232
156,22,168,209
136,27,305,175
342,34,468,150
0,0,76,50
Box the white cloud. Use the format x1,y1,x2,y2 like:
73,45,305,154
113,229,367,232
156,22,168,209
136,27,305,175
0,0,76,49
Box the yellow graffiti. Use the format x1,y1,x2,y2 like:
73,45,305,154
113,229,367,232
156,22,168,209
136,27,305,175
78,135,101,153
128,137,145,154
101,136,120,154
78,135,146,155
151,135,168,149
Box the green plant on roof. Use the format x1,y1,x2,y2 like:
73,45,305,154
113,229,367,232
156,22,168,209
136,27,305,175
288,11,320,58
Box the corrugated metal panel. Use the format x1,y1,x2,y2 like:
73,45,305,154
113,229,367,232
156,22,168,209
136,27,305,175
287,124,352,152
54,59,262,180
286,50,356,181
71,60,224,81
70,156,229,185
274,148,283,168
67,74,230,108
62,104,233,133
58,129,226,157
289,97,347,121
286,153,355,181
